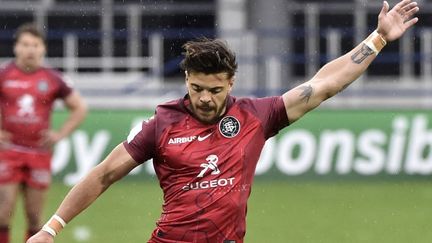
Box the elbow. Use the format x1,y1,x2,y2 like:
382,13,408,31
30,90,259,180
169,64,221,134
92,165,117,191
74,102,88,125
323,78,347,99
69,101,88,123
322,90,334,101
100,169,120,188
313,79,338,102
79,101,89,119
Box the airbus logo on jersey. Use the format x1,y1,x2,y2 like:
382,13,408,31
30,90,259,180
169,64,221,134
168,132,213,144
4,80,31,89
168,136,197,144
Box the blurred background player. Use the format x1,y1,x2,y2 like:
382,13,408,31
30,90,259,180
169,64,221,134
0,23,87,243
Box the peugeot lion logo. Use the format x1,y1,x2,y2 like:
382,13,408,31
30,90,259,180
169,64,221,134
197,154,220,178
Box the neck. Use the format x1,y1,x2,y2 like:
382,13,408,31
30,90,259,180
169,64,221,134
15,60,40,73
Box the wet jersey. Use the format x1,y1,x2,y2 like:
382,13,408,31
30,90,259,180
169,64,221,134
0,62,72,150
124,95,289,243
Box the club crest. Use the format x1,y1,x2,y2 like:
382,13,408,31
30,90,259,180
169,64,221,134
38,80,49,92
218,116,240,138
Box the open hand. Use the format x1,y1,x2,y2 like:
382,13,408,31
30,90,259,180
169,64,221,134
377,0,419,42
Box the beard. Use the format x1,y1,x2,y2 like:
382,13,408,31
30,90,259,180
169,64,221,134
192,99,227,124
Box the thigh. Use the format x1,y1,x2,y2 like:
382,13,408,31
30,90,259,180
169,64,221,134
0,149,24,185
21,152,51,223
23,152,52,189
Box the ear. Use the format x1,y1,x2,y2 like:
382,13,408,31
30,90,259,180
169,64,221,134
184,71,189,84
228,76,235,92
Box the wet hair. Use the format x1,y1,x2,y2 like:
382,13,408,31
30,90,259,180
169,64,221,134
14,23,46,44
180,38,238,79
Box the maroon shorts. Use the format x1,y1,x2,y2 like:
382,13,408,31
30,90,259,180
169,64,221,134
0,148,52,189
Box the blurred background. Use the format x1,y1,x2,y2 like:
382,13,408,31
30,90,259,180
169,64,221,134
2,0,432,242
2,0,432,108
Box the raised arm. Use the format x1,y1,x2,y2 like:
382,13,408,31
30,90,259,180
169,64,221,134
27,143,140,243
283,0,419,124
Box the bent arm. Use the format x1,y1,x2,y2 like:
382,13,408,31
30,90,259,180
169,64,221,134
39,91,87,148
59,91,88,138
54,143,139,223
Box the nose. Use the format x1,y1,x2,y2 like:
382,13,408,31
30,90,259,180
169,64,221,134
199,91,212,104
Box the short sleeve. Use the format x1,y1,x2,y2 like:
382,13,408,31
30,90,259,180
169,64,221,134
244,96,289,139
122,116,156,163
55,75,73,99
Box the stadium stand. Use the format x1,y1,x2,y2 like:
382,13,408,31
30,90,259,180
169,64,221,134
0,0,430,108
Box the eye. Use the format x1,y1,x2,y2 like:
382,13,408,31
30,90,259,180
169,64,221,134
192,85,203,92
210,88,222,94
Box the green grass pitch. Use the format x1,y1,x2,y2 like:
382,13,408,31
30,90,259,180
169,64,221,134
10,180,432,243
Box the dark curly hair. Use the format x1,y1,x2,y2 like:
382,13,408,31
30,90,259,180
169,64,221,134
180,38,238,79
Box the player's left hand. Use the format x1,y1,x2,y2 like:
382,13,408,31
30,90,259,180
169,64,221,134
377,0,419,42
39,130,63,148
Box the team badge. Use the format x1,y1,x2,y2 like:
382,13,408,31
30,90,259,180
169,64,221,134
218,116,240,138
38,80,49,92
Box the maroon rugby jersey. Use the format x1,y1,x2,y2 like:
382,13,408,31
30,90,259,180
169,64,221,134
123,95,289,243
0,62,72,150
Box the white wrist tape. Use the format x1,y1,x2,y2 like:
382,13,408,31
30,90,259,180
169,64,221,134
42,214,67,237
52,214,67,228
42,225,57,237
363,30,387,55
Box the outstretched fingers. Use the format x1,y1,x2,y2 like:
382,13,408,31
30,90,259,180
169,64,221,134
403,3,419,19
393,0,412,14
401,1,419,28
404,16,419,29
402,1,418,11
380,1,390,16
377,0,419,42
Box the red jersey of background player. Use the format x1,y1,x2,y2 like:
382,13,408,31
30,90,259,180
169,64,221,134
124,95,289,243
0,62,72,150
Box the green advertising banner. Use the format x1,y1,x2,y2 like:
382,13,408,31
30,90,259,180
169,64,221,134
52,109,432,184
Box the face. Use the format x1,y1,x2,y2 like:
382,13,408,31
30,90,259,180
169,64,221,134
14,32,46,71
186,72,234,124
